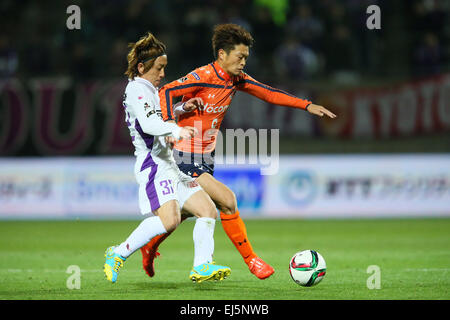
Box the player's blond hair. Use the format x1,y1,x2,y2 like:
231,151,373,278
125,32,166,80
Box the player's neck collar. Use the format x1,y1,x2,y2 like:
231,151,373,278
134,76,158,92
212,61,232,81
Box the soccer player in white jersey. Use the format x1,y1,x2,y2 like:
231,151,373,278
103,32,231,283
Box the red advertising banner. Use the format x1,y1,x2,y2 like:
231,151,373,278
1,74,448,156
315,73,450,138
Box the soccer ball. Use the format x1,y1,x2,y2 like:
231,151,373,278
289,250,327,287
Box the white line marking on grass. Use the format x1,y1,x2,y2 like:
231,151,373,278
2,269,190,273
403,268,450,272
3,269,103,273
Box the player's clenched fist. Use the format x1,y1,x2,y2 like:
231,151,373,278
179,126,198,140
183,97,204,112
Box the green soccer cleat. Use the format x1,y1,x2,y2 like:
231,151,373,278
103,246,126,283
189,262,231,283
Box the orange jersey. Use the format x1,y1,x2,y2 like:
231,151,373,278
159,61,312,153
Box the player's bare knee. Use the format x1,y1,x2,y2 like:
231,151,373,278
218,190,237,215
165,220,179,232
205,203,218,219
195,198,217,219
163,214,180,232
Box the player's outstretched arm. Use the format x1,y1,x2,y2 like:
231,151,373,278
237,73,337,119
306,104,337,119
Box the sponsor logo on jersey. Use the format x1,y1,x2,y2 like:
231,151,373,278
144,102,157,117
203,104,229,114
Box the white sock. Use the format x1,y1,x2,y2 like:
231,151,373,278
193,217,216,267
114,216,167,259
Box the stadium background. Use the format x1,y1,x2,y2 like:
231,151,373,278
1,0,449,219
0,0,449,302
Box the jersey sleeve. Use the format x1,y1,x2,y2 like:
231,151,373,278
235,73,312,110
126,83,181,139
159,71,207,121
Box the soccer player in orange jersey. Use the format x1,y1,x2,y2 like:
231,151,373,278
141,24,336,280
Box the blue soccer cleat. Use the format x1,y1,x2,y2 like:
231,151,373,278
189,262,231,283
103,246,126,283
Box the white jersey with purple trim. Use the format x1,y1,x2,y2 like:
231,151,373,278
123,77,201,215
123,76,181,164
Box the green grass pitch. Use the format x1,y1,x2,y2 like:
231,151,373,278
0,218,449,300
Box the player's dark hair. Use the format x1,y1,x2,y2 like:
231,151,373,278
125,32,166,80
212,24,254,59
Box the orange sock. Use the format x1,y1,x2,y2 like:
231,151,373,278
220,210,256,265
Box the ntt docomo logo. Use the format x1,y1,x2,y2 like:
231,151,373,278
203,104,229,113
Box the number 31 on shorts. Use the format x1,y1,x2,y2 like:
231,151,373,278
160,179,174,195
